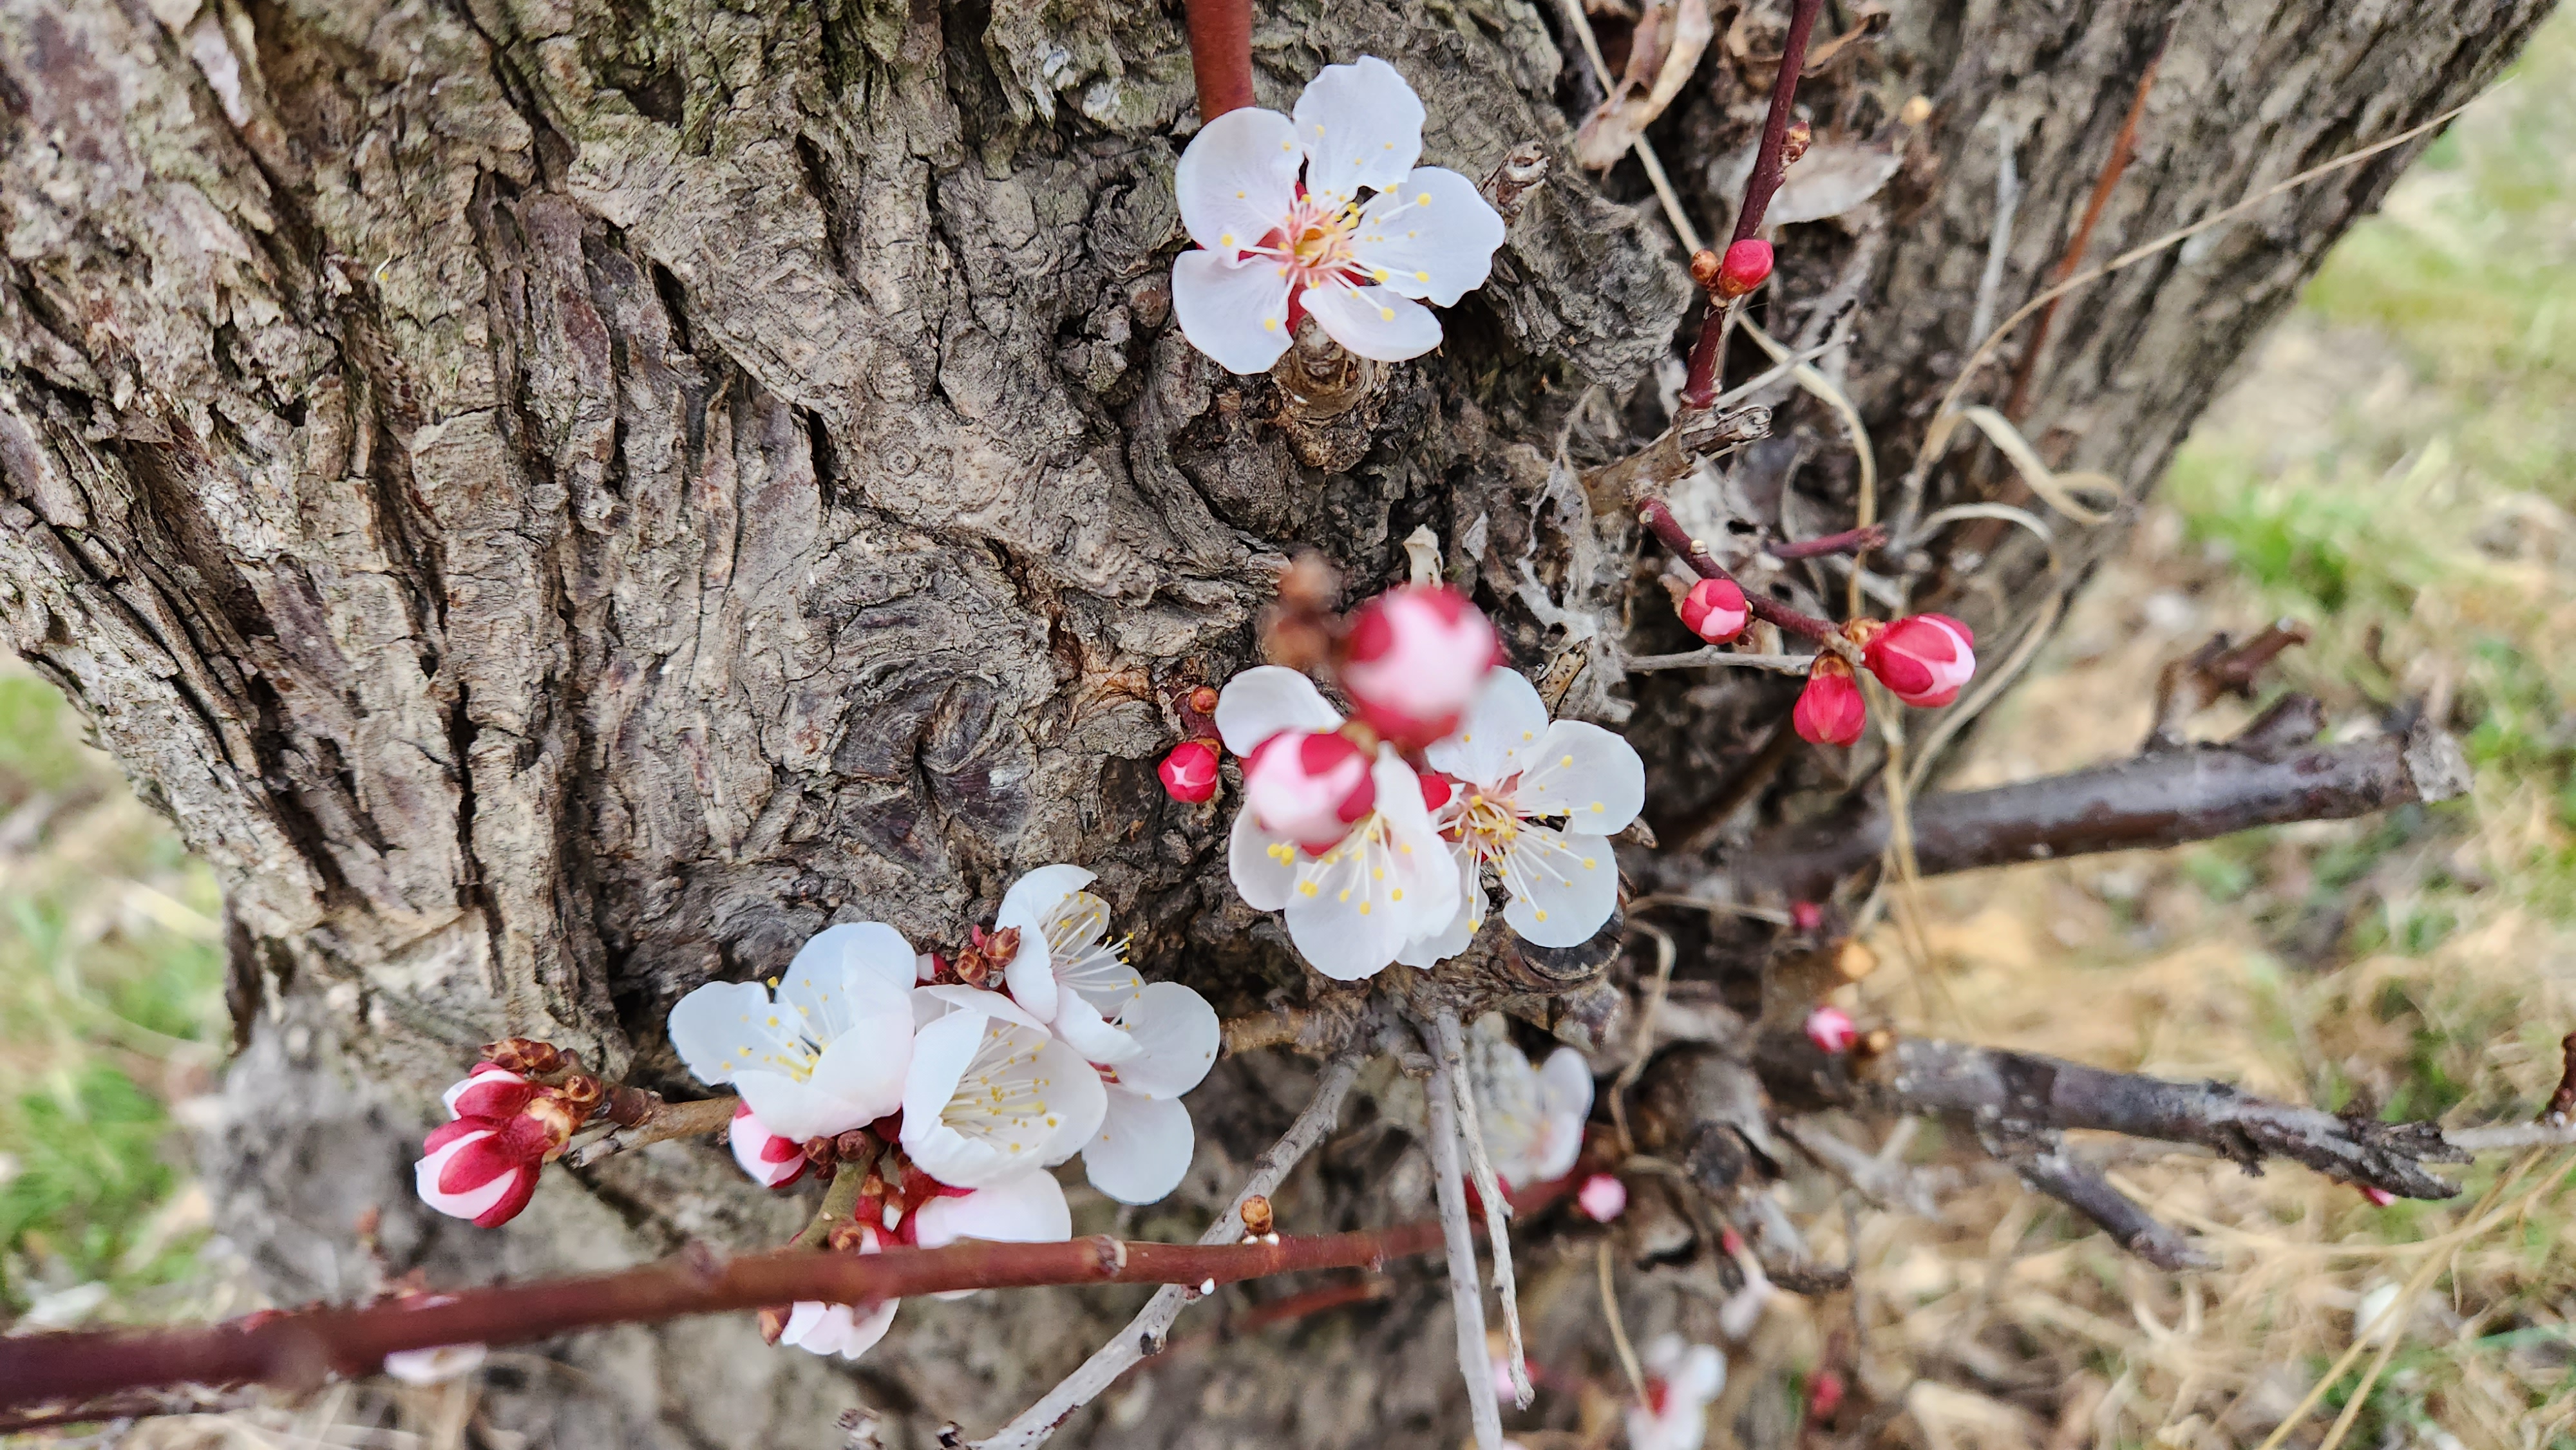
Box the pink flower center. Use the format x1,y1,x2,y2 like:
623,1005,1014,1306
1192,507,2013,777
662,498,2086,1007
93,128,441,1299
1253,194,1361,293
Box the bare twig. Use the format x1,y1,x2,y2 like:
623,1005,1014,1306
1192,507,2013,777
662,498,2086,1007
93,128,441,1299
1755,1031,2470,1204
564,1094,740,1169
1767,525,1888,561
1719,713,2470,901
1426,1042,1505,1450
1635,498,1851,651
1621,649,1814,675
1679,0,1828,408
1431,1011,1531,1407
1181,0,1254,121
2007,1141,2213,1272
1967,116,2022,350
977,1054,1365,1450
2145,621,2312,752
1596,1241,1649,1406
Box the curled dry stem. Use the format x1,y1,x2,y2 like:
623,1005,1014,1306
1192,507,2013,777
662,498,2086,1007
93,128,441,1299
1431,1010,1533,1408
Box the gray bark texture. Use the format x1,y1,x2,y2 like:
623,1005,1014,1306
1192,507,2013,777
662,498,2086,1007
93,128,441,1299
0,0,2549,1445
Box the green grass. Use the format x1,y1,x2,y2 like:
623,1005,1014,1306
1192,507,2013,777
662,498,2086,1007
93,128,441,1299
0,662,224,1323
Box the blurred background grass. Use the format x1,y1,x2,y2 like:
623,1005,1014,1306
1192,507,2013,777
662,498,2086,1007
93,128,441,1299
0,10,2568,1446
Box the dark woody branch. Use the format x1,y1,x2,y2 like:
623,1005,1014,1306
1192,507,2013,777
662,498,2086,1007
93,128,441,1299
1718,702,2470,902
1752,1030,2470,1202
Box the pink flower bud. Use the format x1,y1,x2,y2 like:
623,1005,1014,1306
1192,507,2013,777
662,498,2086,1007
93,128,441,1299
415,1112,554,1228
1804,1005,1858,1055
730,1101,809,1189
441,1062,536,1121
2360,1185,2397,1207
1862,614,1976,708
1678,578,1748,644
1716,239,1773,299
1788,900,1823,932
1241,730,1375,851
1792,661,1866,746
1157,739,1222,803
1805,1369,1846,1422
1577,1172,1628,1222
1340,585,1500,748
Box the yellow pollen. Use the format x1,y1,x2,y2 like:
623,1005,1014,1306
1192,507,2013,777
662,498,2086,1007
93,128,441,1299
1262,317,1279,330
1372,267,1388,281
1562,754,1574,767
1358,901,1371,916
1415,270,1430,281
1372,867,1384,880
1583,858,1597,869
1591,803,1605,813
1378,306,1394,320
1534,909,1549,921
1417,193,1430,205
1392,887,1404,901
1221,232,1235,247
1338,889,1350,903
1299,881,1319,897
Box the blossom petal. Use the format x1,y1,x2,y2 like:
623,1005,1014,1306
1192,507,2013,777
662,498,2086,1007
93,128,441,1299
901,1012,1106,1187
917,983,1051,1031
1052,989,1145,1066
1301,282,1442,363
1173,105,1300,258
1173,250,1295,375
782,1299,898,1361
1394,847,1479,968
1517,720,1646,833
414,1131,520,1224
665,980,791,1089
1215,665,1343,755
1348,167,1506,306
998,864,1095,1022
1426,668,1549,788
1530,1046,1596,1182
912,1169,1073,1248
788,922,920,1006
1110,981,1219,1098
806,1015,913,1127
1291,55,1424,206
1498,825,1619,949
1084,1091,1196,1205
1228,805,1301,912
732,1067,871,1144
1282,749,1458,979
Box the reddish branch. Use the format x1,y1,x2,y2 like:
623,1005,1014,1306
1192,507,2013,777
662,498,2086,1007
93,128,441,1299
1679,0,1828,408
1999,23,2174,420
1766,525,1889,561
1719,708,2469,901
1636,498,1847,648
0,1221,1455,1413
1184,0,1256,121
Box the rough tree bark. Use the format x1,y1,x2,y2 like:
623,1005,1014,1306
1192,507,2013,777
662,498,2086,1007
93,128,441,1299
0,0,2548,1446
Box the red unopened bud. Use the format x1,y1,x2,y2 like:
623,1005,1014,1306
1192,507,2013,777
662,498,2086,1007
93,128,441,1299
1340,585,1500,749
1788,900,1823,932
1678,577,1749,644
1862,614,1976,708
2360,1185,2398,1207
1241,729,1375,851
1804,1368,1846,1422
1715,240,1773,299
1157,739,1222,803
1804,1005,1859,1055
1792,657,1866,746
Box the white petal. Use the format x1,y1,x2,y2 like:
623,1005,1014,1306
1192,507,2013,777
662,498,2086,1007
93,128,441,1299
383,1344,486,1385
1173,105,1301,258
805,1013,913,1126
996,867,1080,1022
1215,666,1342,755
900,1014,1106,1188
665,980,790,1088
1302,282,1443,363
1498,825,1620,949
1376,748,1464,944
1173,250,1296,375
1539,1046,1596,1123
1110,981,1220,1098
1348,167,1506,306
1229,806,1302,912
1292,55,1424,206
1046,891,1144,1017
413,1133,518,1222
1394,847,1479,968
1426,669,1550,787
1083,1092,1196,1205
1529,1048,1596,1182
1035,1034,1110,1166
788,922,920,1004
913,1169,1073,1248
1052,990,1145,1066
732,1068,869,1144
782,1299,898,1361
1517,720,1646,833
730,1109,806,1188
916,983,1050,1031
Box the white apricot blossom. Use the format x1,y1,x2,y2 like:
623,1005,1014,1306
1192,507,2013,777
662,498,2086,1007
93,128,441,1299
1081,981,1220,1203
998,864,1148,1065
1217,666,1461,980
1403,669,1644,964
667,923,920,1143
1462,1017,1595,1191
1171,57,1506,373
900,988,1107,1189
1625,1334,1727,1450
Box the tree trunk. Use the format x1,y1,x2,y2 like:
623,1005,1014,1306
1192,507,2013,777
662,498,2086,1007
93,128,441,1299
0,0,2546,1445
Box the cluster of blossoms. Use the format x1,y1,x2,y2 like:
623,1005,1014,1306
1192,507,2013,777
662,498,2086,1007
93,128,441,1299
1171,57,1506,373
415,867,1216,1364
1674,577,1977,748
1164,579,1647,980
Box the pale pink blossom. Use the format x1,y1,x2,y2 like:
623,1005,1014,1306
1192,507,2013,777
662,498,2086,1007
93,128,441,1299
1340,585,1500,748
1803,1005,1857,1055
1862,614,1976,708
1457,1017,1595,1190
729,1102,807,1189
1577,1172,1628,1222
667,922,920,1142
1625,1335,1726,1450
900,990,1106,1189
1171,57,1506,373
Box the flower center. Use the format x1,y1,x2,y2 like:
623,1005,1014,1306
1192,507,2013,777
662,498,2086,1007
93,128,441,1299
1457,791,1522,858
1256,194,1361,292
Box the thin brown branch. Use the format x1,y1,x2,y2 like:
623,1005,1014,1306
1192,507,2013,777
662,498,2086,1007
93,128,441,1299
976,1053,1365,1450
2145,621,2311,752
1182,0,1255,122
2007,1140,2213,1272
2000,21,2174,420
1766,525,1889,561
1753,1030,2471,1203
2,1178,1504,1414
564,1093,740,1169
1721,713,2468,902
1677,0,1827,408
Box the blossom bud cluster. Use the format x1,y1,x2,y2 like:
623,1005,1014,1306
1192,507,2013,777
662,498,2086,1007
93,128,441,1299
1671,581,1978,747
